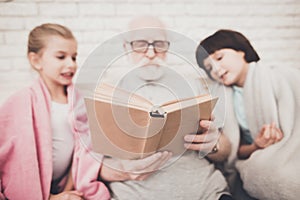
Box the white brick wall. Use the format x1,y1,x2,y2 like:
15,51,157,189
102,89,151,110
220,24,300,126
39,3,78,17
0,0,299,104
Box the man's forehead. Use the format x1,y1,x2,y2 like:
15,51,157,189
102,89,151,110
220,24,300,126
128,15,165,30
126,16,167,41
126,28,167,41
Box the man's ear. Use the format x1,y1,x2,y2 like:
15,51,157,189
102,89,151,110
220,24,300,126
28,52,42,70
123,42,132,62
123,42,128,51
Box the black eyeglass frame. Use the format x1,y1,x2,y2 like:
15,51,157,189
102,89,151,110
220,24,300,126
128,40,170,53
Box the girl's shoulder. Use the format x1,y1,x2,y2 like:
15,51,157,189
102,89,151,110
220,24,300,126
1,79,43,109
0,87,33,120
2,87,32,105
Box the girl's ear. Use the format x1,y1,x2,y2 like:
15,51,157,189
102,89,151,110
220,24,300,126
28,52,42,70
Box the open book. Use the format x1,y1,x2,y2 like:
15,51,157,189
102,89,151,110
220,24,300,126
84,83,218,159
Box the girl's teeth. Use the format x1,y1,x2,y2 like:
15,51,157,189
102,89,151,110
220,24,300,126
62,72,72,76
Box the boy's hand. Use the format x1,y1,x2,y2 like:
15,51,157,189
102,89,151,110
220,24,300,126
254,122,283,149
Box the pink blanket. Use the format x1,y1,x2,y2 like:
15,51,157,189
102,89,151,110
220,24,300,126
0,78,110,200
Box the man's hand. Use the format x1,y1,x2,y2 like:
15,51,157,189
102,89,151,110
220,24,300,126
183,119,231,162
184,120,219,153
100,151,172,182
49,191,83,200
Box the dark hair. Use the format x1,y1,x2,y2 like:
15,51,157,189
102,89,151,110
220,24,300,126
196,29,260,79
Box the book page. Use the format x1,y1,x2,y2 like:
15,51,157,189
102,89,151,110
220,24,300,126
162,95,217,114
93,83,154,111
160,94,211,107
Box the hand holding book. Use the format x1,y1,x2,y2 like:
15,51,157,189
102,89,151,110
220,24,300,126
184,119,220,155
100,151,173,182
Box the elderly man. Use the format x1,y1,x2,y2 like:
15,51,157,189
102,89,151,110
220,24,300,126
98,16,233,200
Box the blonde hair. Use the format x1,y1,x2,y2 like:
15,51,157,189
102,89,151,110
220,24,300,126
27,23,75,54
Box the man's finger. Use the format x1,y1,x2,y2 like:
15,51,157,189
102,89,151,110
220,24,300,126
184,133,216,143
184,141,214,151
130,152,164,171
199,120,212,129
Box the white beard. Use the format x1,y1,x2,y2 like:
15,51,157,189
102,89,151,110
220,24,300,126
137,64,164,81
129,57,166,81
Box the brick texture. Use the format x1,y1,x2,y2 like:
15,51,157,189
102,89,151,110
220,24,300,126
0,0,299,104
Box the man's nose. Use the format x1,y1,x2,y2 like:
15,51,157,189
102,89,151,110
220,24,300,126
145,46,156,59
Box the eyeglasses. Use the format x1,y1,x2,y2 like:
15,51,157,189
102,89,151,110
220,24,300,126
129,40,170,53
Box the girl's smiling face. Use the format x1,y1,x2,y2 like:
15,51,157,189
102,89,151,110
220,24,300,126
32,36,78,90
203,48,249,87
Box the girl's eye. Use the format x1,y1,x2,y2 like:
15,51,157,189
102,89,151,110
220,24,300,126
72,56,77,61
216,56,222,61
57,55,65,60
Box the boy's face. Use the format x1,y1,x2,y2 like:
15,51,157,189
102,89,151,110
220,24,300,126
203,48,248,87
32,36,78,89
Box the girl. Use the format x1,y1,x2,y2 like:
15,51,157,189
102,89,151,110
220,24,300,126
196,29,300,199
0,23,110,200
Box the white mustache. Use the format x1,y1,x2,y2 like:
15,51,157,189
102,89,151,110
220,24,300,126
133,57,166,68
